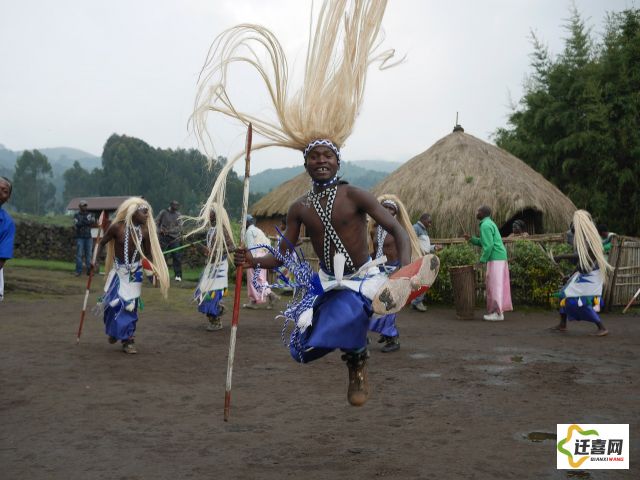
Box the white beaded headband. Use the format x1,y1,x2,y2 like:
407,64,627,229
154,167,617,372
303,139,341,163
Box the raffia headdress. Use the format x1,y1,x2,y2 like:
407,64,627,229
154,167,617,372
105,197,170,298
191,0,399,267
572,209,612,277
369,194,423,261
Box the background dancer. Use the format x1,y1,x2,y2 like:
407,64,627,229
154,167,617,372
195,204,235,331
551,210,611,336
411,213,440,312
95,198,169,354
243,215,278,309
369,195,423,353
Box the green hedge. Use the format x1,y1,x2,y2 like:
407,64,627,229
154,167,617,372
509,240,564,305
427,240,575,306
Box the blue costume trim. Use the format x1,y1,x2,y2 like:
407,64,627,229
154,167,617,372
290,289,372,363
194,252,228,318
197,290,224,317
102,270,141,340
560,297,603,324
558,269,604,324
369,313,399,338
250,229,376,363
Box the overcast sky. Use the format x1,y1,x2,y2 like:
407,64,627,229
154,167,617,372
0,0,634,173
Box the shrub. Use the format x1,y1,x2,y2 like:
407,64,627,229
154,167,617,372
508,240,565,305
427,239,571,306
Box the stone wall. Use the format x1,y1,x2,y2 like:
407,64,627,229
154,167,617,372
14,221,76,261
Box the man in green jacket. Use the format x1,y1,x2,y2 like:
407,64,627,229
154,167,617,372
464,206,513,321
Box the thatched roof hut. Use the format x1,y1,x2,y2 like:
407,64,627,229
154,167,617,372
251,172,311,235
372,128,577,237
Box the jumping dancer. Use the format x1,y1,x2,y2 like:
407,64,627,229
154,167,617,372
192,0,438,405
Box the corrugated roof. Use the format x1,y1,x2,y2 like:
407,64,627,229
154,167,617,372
66,196,134,211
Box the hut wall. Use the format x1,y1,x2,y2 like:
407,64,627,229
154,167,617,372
256,216,282,237
500,209,544,236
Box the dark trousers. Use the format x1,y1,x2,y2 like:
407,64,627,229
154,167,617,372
161,237,182,277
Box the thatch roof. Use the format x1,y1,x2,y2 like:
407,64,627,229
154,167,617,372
372,129,577,237
251,172,311,218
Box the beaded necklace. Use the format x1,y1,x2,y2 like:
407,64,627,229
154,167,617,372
307,183,354,273
375,225,387,260
118,224,143,271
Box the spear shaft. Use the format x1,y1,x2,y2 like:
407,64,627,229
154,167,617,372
224,123,252,422
76,210,107,343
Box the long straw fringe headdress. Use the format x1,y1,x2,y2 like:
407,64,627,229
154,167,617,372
104,197,170,298
572,209,612,278
369,194,423,261
191,0,400,268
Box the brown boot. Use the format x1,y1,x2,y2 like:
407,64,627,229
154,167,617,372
122,340,138,354
381,335,400,353
342,350,369,407
206,316,223,331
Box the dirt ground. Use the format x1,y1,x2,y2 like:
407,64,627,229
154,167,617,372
1,266,638,480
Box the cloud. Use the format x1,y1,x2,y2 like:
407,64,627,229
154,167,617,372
0,0,629,172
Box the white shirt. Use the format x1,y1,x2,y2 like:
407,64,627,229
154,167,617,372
413,221,434,254
245,224,271,257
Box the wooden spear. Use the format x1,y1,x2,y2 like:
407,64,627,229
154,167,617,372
76,210,107,343
622,287,640,314
224,123,252,422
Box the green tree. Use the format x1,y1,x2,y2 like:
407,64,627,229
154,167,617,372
599,9,640,234
97,134,255,219
12,149,56,214
62,161,100,205
495,7,640,234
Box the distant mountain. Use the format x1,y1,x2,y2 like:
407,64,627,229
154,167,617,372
0,145,102,205
251,160,391,194
340,162,388,190
0,145,102,173
0,146,17,171
350,160,401,173
251,166,305,193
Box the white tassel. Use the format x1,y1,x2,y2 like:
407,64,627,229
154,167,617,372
333,253,346,286
297,308,314,333
109,298,120,308
125,300,135,312
577,298,583,307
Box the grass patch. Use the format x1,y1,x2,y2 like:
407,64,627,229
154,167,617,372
11,212,74,226
11,258,76,271
11,257,203,281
